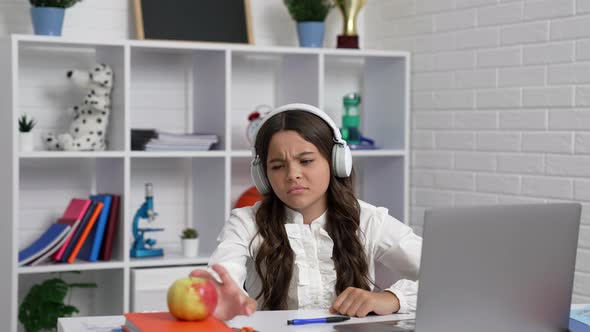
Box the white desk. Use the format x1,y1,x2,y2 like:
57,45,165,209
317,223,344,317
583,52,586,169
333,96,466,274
58,305,590,332
57,309,416,332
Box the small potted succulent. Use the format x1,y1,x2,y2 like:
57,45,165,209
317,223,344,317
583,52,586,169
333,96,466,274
180,227,199,258
29,0,83,36
284,0,334,48
19,114,36,152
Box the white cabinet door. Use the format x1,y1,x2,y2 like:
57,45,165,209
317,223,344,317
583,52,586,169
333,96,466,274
130,265,207,312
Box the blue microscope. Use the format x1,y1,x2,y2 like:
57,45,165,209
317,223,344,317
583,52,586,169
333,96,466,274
130,183,164,258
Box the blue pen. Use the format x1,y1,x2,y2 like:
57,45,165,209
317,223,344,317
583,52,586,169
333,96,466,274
287,316,351,325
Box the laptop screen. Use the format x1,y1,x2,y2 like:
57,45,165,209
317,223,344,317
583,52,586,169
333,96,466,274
414,203,580,332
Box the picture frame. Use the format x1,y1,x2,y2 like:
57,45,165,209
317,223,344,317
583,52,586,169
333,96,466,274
133,0,254,44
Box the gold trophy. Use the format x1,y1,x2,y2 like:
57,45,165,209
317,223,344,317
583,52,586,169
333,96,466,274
336,0,367,49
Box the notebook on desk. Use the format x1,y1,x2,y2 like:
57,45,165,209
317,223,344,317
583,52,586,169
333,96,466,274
336,203,581,332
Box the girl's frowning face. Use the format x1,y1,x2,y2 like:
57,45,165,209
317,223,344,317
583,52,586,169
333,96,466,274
266,130,330,223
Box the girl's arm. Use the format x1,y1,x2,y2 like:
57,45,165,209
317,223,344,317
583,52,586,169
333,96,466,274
207,210,256,288
189,209,259,320
330,208,421,317
373,211,422,313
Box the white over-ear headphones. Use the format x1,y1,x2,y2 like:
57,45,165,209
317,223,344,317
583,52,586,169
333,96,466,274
250,103,353,195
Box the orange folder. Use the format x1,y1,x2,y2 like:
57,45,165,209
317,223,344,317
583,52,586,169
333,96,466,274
123,312,234,332
66,202,103,263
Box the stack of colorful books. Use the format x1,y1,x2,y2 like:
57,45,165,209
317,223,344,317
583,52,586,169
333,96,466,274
18,194,121,266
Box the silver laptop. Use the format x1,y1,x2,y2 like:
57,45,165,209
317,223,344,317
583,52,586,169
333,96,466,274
336,203,581,332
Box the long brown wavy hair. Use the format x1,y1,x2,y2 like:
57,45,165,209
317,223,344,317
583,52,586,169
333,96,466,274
251,110,371,310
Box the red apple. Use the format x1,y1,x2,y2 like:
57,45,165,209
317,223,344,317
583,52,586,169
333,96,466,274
167,277,217,321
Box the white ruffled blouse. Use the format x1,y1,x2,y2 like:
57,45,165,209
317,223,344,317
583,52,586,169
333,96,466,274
208,200,422,313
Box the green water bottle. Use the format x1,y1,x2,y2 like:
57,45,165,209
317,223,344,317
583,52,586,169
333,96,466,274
341,92,361,145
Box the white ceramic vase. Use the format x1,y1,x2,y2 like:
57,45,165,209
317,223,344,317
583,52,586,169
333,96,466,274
181,238,199,258
20,132,34,152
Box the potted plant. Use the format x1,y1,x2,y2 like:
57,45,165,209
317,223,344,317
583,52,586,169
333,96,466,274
18,274,97,332
180,227,199,258
29,0,83,36
284,0,334,48
19,114,36,152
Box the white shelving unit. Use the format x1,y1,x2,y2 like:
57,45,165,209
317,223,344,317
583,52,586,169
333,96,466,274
0,34,410,332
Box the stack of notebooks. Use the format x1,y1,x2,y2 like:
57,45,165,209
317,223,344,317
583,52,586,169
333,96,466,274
131,129,218,151
18,195,121,266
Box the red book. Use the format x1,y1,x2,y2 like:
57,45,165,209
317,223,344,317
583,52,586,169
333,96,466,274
123,312,233,332
52,198,92,261
99,194,120,261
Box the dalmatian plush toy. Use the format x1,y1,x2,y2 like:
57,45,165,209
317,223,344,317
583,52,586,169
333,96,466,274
44,63,113,151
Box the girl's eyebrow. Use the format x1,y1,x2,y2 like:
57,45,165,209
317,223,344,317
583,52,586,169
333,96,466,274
268,151,315,164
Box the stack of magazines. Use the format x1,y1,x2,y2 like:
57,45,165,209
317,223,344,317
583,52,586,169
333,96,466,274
131,129,218,151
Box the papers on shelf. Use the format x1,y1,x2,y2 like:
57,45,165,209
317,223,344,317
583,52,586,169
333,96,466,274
156,132,218,143
132,129,218,151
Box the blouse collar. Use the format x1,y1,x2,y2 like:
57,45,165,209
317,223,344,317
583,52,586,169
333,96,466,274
285,206,328,227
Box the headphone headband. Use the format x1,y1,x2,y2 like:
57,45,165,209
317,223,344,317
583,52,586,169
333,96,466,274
251,103,346,154
250,103,352,194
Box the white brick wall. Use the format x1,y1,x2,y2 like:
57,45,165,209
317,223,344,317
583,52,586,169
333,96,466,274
499,110,546,129
478,3,523,26
576,133,590,153
455,69,496,88
477,46,521,67
365,0,590,302
477,88,521,108
521,132,572,153
524,0,574,20
476,173,520,194
454,111,498,129
577,40,590,60
551,16,590,40
523,42,574,65
498,66,545,87
455,152,496,171
500,21,549,45
435,9,476,32
576,87,590,106
523,86,574,107
436,131,475,150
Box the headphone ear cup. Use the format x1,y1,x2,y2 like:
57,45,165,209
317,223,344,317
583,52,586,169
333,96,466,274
250,160,271,195
332,144,352,178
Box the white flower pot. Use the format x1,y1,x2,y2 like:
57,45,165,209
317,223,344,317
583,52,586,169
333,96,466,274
181,238,199,258
20,132,34,152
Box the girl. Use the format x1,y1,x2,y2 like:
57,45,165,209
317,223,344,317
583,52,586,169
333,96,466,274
191,104,421,321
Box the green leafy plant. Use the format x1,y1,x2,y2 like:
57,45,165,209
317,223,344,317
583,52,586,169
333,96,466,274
180,227,199,239
18,274,97,332
18,114,36,133
29,0,82,8
284,0,334,22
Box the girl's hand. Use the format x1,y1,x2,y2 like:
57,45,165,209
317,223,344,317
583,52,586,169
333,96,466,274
329,287,400,317
190,264,257,321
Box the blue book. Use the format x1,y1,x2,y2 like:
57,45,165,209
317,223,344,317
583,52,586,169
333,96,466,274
30,217,77,266
61,201,98,262
79,195,112,262
19,223,71,266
